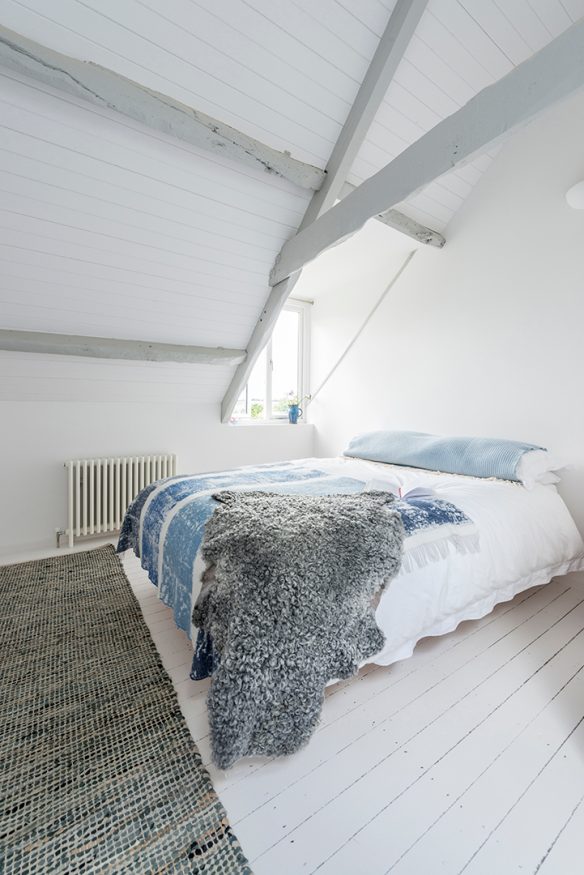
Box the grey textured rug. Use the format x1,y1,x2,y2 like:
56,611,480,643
0,544,250,874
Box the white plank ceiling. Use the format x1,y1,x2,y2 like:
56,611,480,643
0,0,582,400
348,0,584,230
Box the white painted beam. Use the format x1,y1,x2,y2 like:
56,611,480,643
221,1,425,421
0,25,324,191
270,18,584,285
220,275,299,421
376,209,445,247
300,0,428,228
340,182,445,248
0,330,246,365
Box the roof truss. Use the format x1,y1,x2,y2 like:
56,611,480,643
221,0,429,421
340,182,445,248
271,18,584,285
0,330,246,365
299,0,429,228
0,24,324,191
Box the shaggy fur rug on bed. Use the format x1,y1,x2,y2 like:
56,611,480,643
0,545,250,874
194,490,404,769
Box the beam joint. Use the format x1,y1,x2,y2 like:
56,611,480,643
221,0,428,421
340,182,445,248
270,18,584,285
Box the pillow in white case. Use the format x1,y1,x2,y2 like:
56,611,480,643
516,450,565,489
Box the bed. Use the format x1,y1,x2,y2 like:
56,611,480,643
118,452,584,670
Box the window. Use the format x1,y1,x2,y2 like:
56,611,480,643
233,301,310,422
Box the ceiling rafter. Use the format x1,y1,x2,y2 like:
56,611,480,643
0,24,324,191
0,330,246,365
340,182,445,248
221,0,430,422
270,17,584,285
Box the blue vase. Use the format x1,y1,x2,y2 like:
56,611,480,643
288,404,302,424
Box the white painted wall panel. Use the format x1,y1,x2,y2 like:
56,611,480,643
308,90,584,535
0,353,234,402
0,68,312,364
497,0,558,50
0,76,307,227
0,0,578,408
416,9,501,89
558,0,584,23
0,399,314,554
0,1,400,408
334,0,397,40
0,307,256,350
0,213,270,282
0,0,393,166
459,0,534,64
191,0,356,102
290,0,385,61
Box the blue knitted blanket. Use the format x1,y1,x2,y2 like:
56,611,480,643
117,460,478,678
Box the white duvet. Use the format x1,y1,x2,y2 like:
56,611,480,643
309,457,584,666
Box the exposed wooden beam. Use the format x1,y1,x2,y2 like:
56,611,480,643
221,0,425,421
340,182,445,247
270,18,584,285
0,25,324,191
300,0,428,227
220,276,298,421
0,330,246,365
376,209,445,246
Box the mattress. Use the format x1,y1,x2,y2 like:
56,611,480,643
122,456,584,669
331,457,584,664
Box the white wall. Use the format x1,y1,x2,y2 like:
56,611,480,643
305,91,584,531
0,402,313,555
295,218,415,399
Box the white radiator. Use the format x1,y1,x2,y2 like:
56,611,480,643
64,454,177,547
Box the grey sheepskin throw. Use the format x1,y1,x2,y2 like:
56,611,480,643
193,490,404,770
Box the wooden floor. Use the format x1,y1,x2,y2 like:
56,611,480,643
5,543,584,873
118,553,584,875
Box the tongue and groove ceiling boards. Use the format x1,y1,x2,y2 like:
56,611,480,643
348,0,584,231
0,0,582,404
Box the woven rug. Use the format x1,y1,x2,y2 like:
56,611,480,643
0,544,251,874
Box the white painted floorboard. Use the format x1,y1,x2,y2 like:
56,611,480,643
4,542,584,874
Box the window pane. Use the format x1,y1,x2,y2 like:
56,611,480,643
271,309,299,418
234,347,267,419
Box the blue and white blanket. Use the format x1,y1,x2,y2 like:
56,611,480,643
117,459,479,644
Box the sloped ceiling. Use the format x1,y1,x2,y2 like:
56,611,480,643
349,0,584,230
0,0,582,402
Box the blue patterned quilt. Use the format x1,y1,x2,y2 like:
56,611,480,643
117,460,478,644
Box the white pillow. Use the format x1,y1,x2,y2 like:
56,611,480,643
516,450,565,489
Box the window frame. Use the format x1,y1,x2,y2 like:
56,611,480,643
236,300,311,423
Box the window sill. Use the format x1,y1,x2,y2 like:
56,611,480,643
228,420,312,428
